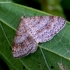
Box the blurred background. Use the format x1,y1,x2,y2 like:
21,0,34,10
12,0,70,21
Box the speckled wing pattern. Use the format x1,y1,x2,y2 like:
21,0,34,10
23,16,66,43
12,19,38,58
12,16,66,58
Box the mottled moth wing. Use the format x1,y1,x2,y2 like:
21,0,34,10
12,19,38,58
21,16,66,43
12,16,66,58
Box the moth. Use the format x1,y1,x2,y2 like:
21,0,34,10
12,16,66,58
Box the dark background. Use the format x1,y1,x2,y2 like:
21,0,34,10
12,0,70,21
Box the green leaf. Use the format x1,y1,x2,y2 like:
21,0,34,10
0,3,70,70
